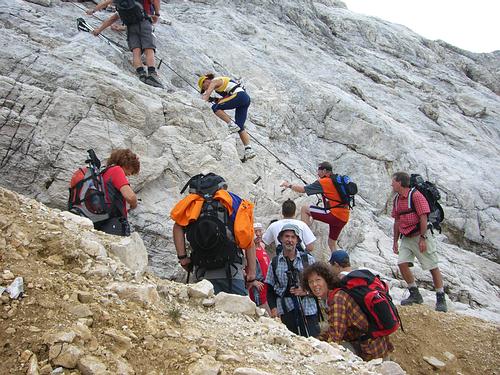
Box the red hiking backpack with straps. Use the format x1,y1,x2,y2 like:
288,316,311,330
329,269,402,339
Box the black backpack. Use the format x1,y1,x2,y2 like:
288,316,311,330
180,173,228,197
330,174,358,209
182,174,242,271
409,174,444,233
115,0,145,26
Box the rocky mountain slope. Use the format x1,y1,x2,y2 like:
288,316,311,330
1,186,499,375
0,0,499,322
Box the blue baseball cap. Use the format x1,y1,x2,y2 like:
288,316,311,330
329,250,349,265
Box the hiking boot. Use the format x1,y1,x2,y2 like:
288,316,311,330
401,286,423,306
137,71,147,83
228,122,240,133
243,147,256,160
435,292,448,312
145,72,164,88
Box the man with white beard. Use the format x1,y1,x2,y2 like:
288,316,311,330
265,224,319,337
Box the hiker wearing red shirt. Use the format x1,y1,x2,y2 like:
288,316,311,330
391,172,447,312
247,223,271,314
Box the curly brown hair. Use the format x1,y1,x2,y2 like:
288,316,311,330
107,149,140,175
301,261,341,293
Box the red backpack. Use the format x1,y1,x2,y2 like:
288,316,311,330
330,269,402,339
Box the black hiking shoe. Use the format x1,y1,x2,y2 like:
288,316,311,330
145,72,164,88
401,286,423,306
435,292,447,312
137,71,147,84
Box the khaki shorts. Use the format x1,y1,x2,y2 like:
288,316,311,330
398,231,439,271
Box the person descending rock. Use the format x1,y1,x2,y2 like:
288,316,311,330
88,0,164,88
198,73,255,161
265,224,319,337
391,172,447,312
170,173,256,295
281,162,350,252
262,199,316,253
302,262,395,361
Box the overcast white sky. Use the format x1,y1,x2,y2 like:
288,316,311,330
342,0,500,53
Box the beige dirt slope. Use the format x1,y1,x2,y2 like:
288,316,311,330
0,186,499,375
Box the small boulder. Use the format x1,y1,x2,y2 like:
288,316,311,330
77,355,108,375
214,292,256,315
108,232,148,275
107,282,159,305
49,343,83,369
423,356,446,369
66,303,93,318
188,279,214,299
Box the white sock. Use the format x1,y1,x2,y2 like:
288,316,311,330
408,282,417,289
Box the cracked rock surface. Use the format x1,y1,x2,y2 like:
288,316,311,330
0,0,499,322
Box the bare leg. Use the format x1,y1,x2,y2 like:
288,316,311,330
144,48,155,67
132,48,143,69
398,262,415,285
214,109,232,124
430,267,443,289
301,206,313,226
239,130,250,146
328,238,338,252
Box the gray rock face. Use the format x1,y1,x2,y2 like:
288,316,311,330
0,0,499,321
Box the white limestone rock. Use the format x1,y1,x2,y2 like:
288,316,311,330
60,211,94,230
107,282,159,305
188,279,214,299
108,232,148,275
214,292,256,316
233,368,274,375
25,0,51,7
423,356,446,369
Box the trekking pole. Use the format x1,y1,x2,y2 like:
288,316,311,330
295,295,310,337
76,17,124,55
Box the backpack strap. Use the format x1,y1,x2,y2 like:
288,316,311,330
271,255,280,288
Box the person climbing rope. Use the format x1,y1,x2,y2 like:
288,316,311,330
198,73,256,161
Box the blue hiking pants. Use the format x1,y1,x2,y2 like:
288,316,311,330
211,91,251,131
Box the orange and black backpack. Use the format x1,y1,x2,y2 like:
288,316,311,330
180,174,239,270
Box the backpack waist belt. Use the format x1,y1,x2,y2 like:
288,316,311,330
226,84,242,95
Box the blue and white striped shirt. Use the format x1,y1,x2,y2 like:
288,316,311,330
265,252,317,316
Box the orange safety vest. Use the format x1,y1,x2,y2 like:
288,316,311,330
318,177,350,223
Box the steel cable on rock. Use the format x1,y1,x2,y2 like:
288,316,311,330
69,1,309,185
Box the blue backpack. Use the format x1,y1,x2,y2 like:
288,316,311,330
331,174,358,209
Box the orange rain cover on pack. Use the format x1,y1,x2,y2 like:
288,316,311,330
170,190,254,249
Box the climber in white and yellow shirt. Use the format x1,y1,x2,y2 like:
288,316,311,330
198,73,255,160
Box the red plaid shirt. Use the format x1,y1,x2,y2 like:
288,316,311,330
320,290,394,361
392,188,430,235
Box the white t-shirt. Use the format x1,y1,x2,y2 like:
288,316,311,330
262,218,317,246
